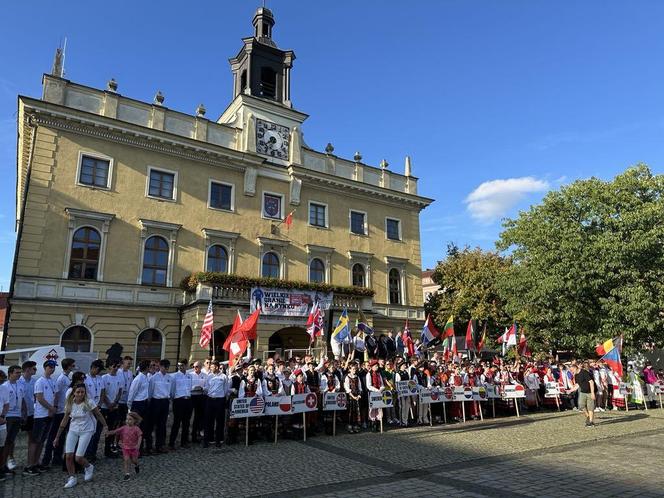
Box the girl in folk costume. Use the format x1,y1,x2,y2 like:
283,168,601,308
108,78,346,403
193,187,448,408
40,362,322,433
540,366,560,409
278,368,294,395
292,369,311,431
238,366,264,443
449,366,464,421
524,366,541,410
344,363,363,433
365,360,384,431
382,360,398,425
395,362,412,427
321,366,340,435
466,366,482,420
261,364,281,440
609,368,625,410
358,361,370,429
428,364,444,424
413,363,431,425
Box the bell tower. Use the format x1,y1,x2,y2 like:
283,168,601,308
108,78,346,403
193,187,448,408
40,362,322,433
229,7,295,107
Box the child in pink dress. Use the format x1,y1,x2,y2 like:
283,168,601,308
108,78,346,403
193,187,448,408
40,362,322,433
107,412,143,481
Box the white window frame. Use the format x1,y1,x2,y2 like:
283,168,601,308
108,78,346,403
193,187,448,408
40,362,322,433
75,150,114,190
385,217,402,241
137,219,181,287
351,262,367,288
257,236,290,279
261,191,285,221
385,256,408,306
202,228,239,274
146,166,178,202
208,179,235,212
348,250,373,288
306,244,334,283
63,208,114,282
349,209,368,236
308,200,329,229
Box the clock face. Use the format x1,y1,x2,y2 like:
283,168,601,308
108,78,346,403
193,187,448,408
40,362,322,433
256,119,290,160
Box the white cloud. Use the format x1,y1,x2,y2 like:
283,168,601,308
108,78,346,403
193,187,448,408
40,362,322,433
465,177,549,223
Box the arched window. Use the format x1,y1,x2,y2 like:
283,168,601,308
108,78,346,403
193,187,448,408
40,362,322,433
352,263,366,287
309,258,325,283
389,268,401,305
260,67,277,99
262,252,280,278
136,329,163,365
68,227,101,280
142,236,169,286
60,326,92,352
207,245,229,273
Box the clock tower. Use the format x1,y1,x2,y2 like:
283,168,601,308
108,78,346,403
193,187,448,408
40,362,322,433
218,6,307,164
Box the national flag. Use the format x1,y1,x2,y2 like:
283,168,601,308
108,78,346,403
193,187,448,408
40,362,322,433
477,321,487,353
402,320,415,357
306,303,324,344
199,299,214,348
222,310,243,352
421,315,440,347
442,315,455,338
595,336,621,357
451,334,458,359
465,319,475,351
284,210,294,229
443,335,453,361
332,308,351,344
357,310,374,335
601,339,623,377
237,306,260,341
517,331,531,357
224,326,248,368
498,323,517,356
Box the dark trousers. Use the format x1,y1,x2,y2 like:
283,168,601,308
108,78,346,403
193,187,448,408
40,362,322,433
204,397,226,444
131,400,150,451
42,412,65,465
102,408,122,456
191,394,207,442
147,398,169,450
117,402,129,422
84,419,104,460
169,397,192,447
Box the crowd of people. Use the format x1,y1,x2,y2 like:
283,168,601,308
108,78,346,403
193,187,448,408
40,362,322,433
0,349,661,490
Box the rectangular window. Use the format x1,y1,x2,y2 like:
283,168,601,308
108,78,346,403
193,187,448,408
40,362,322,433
309,203,327,227
148,169,175,200
350,211,366,235
386,218,401,241
210,182,233,211
263,192,283,219
79,155,110,188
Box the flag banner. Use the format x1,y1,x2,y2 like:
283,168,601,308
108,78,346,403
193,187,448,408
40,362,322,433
544,382,561,398
452,386,470,402
230,396,265,419
396,380,419,397
250,287,333,316
199,299,214,348
502,384,526,399
418,387,451,404
323,392,348,411
472,386,488,401
291,392,318,413
264,396,293,416
369,391,395,409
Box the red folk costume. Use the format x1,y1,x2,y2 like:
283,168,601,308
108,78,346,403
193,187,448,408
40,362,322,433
466,374,481,418
449,373,463,419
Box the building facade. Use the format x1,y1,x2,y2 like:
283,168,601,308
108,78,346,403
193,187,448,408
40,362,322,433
422,269,441,304
4,8,432,365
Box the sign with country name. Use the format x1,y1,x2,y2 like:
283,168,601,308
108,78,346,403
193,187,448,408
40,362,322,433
369,390,394,409
230,396,265,418
472,386,488,401
452,386,470,402
291,393,318,413
419,387,450,404
653,382,664,395
250,287,333,316
396,380,419,397
544,382,561,398
323,392,348,411
502,384,526,399
264,396,294,416
485,384,501,399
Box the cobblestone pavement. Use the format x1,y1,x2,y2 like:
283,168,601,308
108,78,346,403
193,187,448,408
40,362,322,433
2,408,663,497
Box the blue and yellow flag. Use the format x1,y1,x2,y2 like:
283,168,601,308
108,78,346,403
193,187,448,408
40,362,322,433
332,308,351,344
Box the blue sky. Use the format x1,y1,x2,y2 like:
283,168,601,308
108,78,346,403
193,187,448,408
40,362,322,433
1,1,663,290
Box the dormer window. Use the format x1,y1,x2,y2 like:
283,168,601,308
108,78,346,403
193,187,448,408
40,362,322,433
260,67,277,99
263,22,270,37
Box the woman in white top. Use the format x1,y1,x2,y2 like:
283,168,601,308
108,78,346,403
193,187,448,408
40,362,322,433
54,383,107,489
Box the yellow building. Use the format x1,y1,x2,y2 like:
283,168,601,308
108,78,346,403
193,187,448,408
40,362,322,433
3,8,433,365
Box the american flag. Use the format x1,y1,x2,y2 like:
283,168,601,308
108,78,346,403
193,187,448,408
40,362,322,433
199,299,214,348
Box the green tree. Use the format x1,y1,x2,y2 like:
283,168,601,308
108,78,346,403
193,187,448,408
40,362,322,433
496,165,664,356
426,244,512,342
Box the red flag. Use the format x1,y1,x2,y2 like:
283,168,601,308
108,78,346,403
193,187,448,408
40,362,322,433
452,335,458,358
199,300,214,348
517,331,530,357
465,319,475,351
402,321,415,357
225,328,248,368
443,336,452,362
222,311,243,352
237,307,260,341
284,210,294,229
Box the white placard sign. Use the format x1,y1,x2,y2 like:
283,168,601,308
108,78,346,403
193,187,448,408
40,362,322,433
230,397,265,419
396,380,419,397
323,392,348,411
291,392,318,413
544,382,561,398
369,390,395,409
264,396,294,416
502,384,526,399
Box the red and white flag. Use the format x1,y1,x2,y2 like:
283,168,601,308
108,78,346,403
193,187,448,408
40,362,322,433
306,303,324,344
199,299,214,348
517,331,531,357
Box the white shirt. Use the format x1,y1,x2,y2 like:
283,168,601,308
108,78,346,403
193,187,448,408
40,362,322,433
54,372,71,414
205,373,230,399
18,376,35,416
0,384,9,424
118,368,133,404
149,371,173,400
128,372,149,407
171,371,193,398
33,375,56,419
84,374,104,405
69,399,98,433
5,381,24,418
238,378,264,398
102,373,124,409
188,370,208,395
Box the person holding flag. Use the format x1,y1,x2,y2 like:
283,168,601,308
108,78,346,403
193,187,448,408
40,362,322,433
421,315,440,349
497,323,518,356
331,308,351,359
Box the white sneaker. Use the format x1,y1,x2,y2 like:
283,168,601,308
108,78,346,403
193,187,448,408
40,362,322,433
64,476,78,489
594,408,600,412
7,458,16,470
83,464,94,482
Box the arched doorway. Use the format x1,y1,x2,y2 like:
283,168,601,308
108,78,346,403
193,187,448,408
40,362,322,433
180,326,193,362
211,325,232,361
268,327,308,358
60,325,92,352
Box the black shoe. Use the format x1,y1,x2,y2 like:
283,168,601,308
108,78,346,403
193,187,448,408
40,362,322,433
134,465,140,474
22,467,40,477
202,442,209,448
3,467,15,477
124,473,131,481
37,464,49,473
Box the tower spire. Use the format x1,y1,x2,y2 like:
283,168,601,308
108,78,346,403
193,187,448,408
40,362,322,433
253,5,276,47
